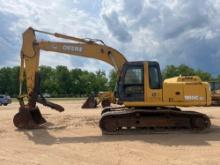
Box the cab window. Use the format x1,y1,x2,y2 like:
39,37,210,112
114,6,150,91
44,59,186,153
123,67,144,100
149,64,162,89
117,63,144,101
124,68,143,84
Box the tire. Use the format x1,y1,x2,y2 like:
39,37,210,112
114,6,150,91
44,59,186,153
3,103,7,106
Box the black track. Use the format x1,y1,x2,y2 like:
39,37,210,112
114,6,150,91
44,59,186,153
99,107,211,135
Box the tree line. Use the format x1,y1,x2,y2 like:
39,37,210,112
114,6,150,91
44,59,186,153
0,64,219,97
161,64,219,81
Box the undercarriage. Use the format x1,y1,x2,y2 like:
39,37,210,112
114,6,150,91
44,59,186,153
99,107,211,134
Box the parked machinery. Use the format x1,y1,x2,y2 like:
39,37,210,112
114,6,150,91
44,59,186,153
14,27,211,134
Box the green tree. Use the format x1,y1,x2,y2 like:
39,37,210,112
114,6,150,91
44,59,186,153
55,66,71,96
162,64,213,81
177,65,195,76
0,64,215,98
39,66,57,96
69,68,83,96
0,67,14,95
162,64,194,79
93,70,108,93
11,66,20,97
195,69,212,81
108,69,117,90
78,71,95,96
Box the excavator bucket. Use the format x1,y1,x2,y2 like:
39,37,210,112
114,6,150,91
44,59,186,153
81,96,97,108
13,106,46,129
14,96,64,129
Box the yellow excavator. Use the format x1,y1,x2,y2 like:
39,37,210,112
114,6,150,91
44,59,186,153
14,27,211,134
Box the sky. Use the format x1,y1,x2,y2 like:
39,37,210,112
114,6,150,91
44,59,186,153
0,0,220,76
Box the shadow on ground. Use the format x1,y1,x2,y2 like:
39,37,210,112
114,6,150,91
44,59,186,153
19,124,220,147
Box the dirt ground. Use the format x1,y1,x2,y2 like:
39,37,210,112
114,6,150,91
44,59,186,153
0,100,220,165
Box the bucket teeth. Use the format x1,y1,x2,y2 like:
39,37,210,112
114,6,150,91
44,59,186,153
13,107,46,129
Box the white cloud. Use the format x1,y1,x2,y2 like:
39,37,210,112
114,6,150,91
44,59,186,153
0,0,220,75
0,0,111,72
100,0,220,75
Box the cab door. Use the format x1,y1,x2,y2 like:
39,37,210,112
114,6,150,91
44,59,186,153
117,62,144,102
146,62,163,103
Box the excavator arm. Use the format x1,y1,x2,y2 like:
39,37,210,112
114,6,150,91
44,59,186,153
14,27,127,129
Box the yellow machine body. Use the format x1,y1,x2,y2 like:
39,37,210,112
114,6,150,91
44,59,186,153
14,27,212,131
119,62,211,107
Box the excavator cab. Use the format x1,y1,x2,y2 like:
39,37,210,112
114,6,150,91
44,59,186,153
118,62,145,102
117,61,211,108
117,61,162,103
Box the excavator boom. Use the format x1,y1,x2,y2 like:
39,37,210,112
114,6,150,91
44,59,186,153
14,27,127,129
